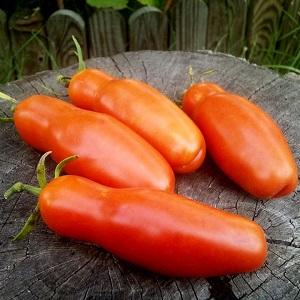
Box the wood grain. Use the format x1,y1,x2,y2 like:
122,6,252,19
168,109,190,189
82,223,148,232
206,0,228,52
8,8,49,78
170,0,208,50
88,9,127,57
46,9,87,69
247,0,284,64
226,0,248,56
0,51,299,299
129,7,168,51
207,0,248,55
0,9,13,83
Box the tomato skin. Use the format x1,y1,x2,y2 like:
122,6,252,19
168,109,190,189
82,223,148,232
183,83,224,119
183,83,298,198
13,95,175,191
40,175,267,277
68,69,206,173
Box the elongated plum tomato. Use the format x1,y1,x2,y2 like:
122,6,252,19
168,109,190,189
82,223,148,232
13,95,175,191
67,69,206,173
40,175,267,277
183,83,298,198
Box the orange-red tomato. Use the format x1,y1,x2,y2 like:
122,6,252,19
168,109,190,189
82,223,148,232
67,69,206,173
183,83,298,198
13,95,175,191
40,175,267,277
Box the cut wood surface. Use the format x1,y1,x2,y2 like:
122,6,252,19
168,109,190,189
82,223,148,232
46,9,87,69
0,51,299,300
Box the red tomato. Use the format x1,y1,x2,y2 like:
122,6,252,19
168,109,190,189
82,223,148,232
183,83,298,198
13,95,175,191
40,175,267,277
67,69,206,173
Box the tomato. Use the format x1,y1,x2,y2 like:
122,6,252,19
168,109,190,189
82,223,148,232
67,69,206,173
13,95,175,191
39,175,267,277
183,82,225,118
183,83,298,198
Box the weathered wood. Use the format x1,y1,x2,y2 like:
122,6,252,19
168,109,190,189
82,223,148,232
0,51,300,299
46,9,87,69
205,0,249,55
226,0,248,56
0,9,13,83
247,0,284,64
88,9,126,57
8,8,49,78
206,0,228,52
170,0,208,50
129,7,168,51
276,0,300,67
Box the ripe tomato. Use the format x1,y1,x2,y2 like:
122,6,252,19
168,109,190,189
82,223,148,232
183,83,298,198
40,175,267,277
13,95,175,191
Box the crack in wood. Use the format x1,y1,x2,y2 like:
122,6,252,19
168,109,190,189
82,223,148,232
173,280,184,300
110,56,125,78
207,276,238,300
267,238,300,248
141,61,148,83
49,256,95,299
9,256,86,299
248,76,280,100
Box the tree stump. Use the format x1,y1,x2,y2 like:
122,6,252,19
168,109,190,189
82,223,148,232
0,51,299,300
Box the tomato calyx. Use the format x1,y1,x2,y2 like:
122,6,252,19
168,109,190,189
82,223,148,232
57,75,72,88
57,36,86,88
0,91,18,122
72,35,86,73
4,152,78,240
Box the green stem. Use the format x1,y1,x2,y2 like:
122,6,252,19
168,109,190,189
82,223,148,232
13,204,40,241
0,117,14,123
57,75,71,88
4,182,41,200
0,91,18,104
4,152,78,240
72,35,86,72
54,155,78,178
0,92,17,120
36,151,52,188
4,182,41,240
188,65,194,86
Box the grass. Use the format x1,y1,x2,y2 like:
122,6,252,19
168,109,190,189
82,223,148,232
252,8,300,75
